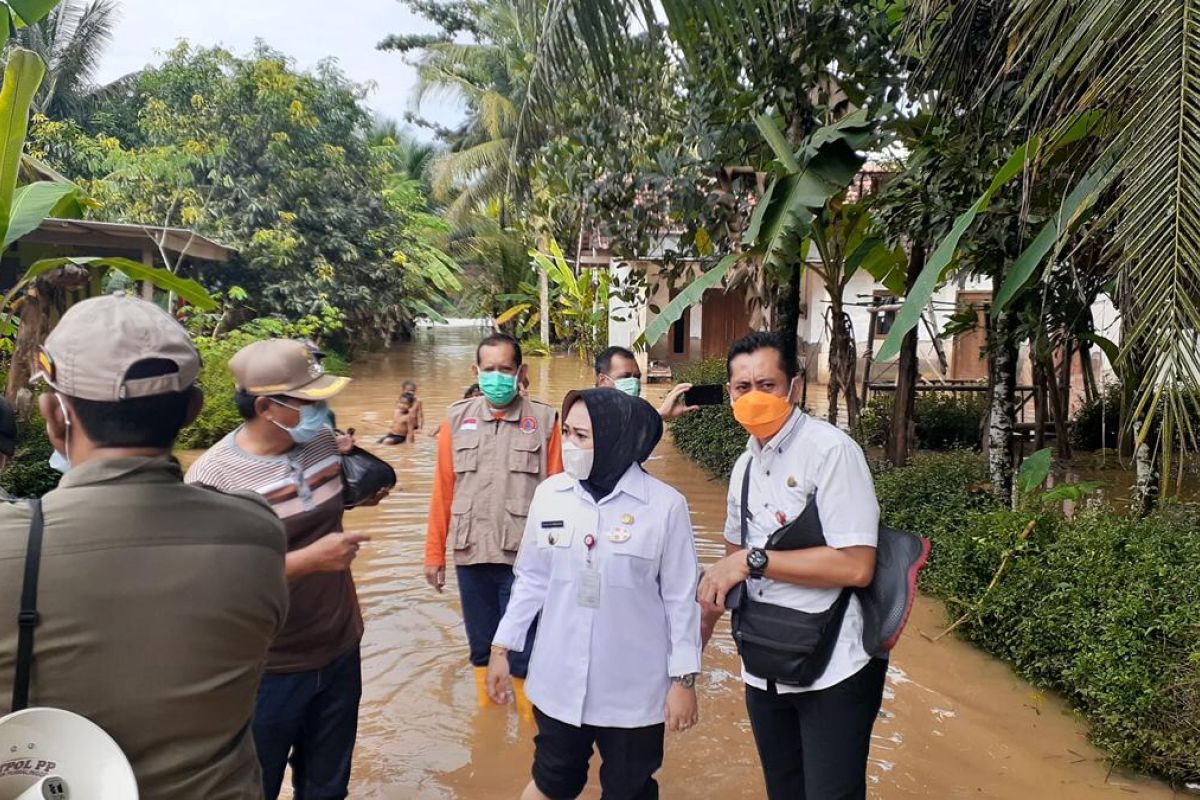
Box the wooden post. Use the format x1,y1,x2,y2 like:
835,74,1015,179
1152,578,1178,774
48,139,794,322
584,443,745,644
860,298,879,408
140,246,156,301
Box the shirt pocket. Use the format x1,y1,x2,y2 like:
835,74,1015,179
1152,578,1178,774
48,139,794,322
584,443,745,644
536,523,576,581
507,432,542,474
604,528,659,588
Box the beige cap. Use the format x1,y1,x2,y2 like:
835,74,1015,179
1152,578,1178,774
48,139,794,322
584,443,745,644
36,294,201,401
229,338,350,401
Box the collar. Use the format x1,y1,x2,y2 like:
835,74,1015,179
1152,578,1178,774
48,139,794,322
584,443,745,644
56,455,184,489
564,463,649,505
470,394,523,423
747,408,805,458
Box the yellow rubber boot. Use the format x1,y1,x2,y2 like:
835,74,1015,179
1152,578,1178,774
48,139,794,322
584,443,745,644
473,666,494,708
511,677,534,722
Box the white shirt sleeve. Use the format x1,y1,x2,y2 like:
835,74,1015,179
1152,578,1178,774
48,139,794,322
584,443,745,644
493,510,552,652
660,496,702,677
814,440,880,549
723,454,746,547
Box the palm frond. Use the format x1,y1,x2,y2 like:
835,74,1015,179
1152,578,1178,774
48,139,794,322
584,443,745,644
430,137,510,201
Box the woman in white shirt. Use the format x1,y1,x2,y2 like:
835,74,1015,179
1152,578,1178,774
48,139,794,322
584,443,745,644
487,387,702,800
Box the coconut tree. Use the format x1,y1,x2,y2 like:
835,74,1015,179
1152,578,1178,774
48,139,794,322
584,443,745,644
9,0,121,121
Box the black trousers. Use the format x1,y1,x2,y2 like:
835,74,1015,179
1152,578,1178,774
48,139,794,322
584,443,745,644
745,658,887,800
532,707,664,800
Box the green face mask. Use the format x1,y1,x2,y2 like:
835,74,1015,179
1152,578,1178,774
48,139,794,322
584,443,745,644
613,376,642,398
478,370,518,406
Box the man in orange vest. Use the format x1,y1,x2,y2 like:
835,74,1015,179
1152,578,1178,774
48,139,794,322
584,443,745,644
426,333,563,714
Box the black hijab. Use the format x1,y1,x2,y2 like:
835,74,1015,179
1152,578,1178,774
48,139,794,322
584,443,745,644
562,387,663,502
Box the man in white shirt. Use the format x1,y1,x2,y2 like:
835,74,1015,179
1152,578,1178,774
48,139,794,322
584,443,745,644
698,331,886,800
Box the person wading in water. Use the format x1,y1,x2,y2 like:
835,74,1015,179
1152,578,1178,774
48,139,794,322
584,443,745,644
425,333,563,717
487,388,701,799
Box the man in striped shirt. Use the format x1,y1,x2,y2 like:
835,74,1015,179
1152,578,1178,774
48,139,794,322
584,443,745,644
187,339,379,800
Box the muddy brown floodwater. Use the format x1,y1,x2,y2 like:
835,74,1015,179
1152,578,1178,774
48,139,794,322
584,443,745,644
324,327,1175,799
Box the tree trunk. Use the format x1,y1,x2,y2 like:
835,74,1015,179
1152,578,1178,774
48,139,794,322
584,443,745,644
1134,425,1159,515
1052,341,1073,460
1032,356,1047,450
775,258,802,375
826,299,859,429
886,238,927,466
987,298,1018,507
537,231,549,345
5,268,91,408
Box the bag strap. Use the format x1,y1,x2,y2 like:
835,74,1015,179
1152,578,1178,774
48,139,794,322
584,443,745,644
12,498,44,712
739,456,753,548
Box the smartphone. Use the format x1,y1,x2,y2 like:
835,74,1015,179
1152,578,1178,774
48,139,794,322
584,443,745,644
683,384,725,407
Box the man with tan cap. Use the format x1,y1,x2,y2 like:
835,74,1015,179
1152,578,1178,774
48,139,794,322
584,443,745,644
0,294,289,800
186,338,381,800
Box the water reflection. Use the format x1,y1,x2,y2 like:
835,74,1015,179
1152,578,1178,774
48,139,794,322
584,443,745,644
328,327,1173,799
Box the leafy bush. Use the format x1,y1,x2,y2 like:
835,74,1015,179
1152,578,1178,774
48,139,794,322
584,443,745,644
1,410,61,499
1070,383,1122,452
856,391,987,450
666,359,745,479
877,452,1200,785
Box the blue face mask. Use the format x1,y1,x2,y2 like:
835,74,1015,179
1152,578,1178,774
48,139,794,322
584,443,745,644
49,449,70,474
271,399,329,445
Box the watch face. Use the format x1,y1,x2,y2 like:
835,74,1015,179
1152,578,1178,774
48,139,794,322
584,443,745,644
748,549,768,570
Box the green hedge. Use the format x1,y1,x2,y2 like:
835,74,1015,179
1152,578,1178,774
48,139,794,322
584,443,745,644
875,453,1200,785
857,391,987,450
1,409,62,498
667,359,745,479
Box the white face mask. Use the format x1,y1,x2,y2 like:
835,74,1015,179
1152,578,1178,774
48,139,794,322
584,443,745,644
561,439,594,482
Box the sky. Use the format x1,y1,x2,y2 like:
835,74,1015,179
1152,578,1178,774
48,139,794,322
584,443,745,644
93,0,467,139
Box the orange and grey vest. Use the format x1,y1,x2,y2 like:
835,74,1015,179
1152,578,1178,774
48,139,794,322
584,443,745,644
446,395,558,566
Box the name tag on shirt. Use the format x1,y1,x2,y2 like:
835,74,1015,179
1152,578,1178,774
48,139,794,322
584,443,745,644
460,418,478,431
577,568,601,608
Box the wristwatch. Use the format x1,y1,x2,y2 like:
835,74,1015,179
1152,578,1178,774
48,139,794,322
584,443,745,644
747,547,769,579
671,673,699,689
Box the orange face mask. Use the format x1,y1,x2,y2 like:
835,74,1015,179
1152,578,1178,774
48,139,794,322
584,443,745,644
732,390,793,440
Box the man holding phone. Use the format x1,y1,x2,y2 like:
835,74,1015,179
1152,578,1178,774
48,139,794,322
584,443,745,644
594,346,712,419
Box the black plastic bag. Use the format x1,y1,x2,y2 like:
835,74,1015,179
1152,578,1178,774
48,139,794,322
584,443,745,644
341,434,397,507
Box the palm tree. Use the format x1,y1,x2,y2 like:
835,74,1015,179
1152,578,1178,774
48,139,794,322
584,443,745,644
10,0,122,121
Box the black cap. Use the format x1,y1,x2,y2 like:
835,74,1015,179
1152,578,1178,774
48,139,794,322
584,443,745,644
0,396,17,457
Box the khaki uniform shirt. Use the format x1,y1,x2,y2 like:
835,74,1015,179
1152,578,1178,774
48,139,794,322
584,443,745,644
426,395,562,567
0,456,288,800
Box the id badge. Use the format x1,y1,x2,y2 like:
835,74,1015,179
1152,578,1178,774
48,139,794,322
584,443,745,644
577,567,601,608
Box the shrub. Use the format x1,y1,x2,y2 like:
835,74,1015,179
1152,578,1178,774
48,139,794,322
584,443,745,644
1070,383,1122,452
856,391,987,451
666,359,745,479
1,409,61,498
877,452,1200,785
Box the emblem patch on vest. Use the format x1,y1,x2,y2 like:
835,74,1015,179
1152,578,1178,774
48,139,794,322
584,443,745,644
520,416,538,434
460,418,478,431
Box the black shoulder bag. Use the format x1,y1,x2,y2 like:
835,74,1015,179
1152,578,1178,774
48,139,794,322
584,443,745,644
12,499,43,712
729,460,852,687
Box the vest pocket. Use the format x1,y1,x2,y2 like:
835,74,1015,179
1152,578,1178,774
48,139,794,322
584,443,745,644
453,435,480,473
502,497,529,552
451,494,473,550
507,434,541,474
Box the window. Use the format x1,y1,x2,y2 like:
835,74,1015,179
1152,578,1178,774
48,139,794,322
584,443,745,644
874,293,896,338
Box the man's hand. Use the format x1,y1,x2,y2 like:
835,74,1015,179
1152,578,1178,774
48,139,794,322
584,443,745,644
665,682,699,732
296,532,370,576
697,550,750,608
487,648,514,705
658,383,699,421
335,430,355,455
425,565,446,593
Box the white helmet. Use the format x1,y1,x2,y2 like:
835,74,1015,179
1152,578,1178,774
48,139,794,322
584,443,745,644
0,708,137,799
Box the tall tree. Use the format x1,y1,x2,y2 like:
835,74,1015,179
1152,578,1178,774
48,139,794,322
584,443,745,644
10,0,121,121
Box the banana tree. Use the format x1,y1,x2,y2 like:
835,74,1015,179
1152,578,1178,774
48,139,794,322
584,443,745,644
639,110,876,359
